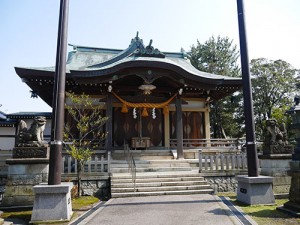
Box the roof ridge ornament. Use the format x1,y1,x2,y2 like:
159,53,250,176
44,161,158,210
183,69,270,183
133,38,165,58
130,31,144,48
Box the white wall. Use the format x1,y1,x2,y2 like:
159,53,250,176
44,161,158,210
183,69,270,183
0,127,15,150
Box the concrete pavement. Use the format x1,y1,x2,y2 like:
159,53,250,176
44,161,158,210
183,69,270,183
70,194,256,225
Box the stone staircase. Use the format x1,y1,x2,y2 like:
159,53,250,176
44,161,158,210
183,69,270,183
110,149,214,198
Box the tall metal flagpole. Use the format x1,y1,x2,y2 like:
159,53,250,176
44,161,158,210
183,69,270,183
236,0,259,177
48,0,69,185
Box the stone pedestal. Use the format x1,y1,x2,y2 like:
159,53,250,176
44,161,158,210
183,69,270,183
263,144,293,155
236,175,275,205
277,161,300,217
1,147,49,207
259,154,292,194
31,183,73,223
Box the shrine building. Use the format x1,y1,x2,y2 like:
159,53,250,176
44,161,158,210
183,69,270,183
15,34,242,158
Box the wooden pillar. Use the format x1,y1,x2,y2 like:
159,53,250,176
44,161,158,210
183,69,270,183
164,109,170,148
204,109,211,139
204,109,211,148
106,93,113,152
176,97,184,159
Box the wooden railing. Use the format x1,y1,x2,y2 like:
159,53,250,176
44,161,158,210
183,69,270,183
199,151,247,173
62,151,111,174
170,138,243,150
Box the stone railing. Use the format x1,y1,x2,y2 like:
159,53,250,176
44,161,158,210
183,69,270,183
199,151,248,173
170,138,242,150
62,151,111,175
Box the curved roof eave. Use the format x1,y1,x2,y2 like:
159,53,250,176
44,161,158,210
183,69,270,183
70,57,242,86
15,66,69,79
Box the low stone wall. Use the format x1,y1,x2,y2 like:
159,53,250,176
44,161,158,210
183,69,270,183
204,175,238,193
0,174,110,205
204,172,291,195
81,178,110,198
68,176,111,199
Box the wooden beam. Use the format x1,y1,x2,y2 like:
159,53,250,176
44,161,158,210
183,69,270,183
105,93,113,152
176,97,184,159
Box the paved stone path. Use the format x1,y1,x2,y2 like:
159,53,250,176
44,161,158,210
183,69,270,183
72,194,249,225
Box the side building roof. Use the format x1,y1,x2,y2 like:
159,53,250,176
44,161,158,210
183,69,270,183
0,112,52,127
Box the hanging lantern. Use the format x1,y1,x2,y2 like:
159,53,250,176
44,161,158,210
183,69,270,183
139,84,156,95
30,90,38,98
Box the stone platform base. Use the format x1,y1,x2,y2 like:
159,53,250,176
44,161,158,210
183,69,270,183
236,175,275,205
31,183,73,223
277,201,300,217
277,161,300,217
259,154,292,194
1,159,49,207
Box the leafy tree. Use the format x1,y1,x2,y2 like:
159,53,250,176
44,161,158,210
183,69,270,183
250,58,298,140
189,36,240,76
64,92,108,197
189,36,243,138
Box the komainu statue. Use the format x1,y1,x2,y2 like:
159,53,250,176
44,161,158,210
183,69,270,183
16,116,48,147
263,119,293,155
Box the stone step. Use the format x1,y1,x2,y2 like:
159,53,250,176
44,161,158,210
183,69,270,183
111,159,199,164
111,171,200,178
112,150,173,161
111,184,212,193
112,155,173,160
110,152,213,198
133,156,174,160
111,180,208,188
111,162,190,168
111,176,204,184
111,189,214,198
110,167,192,173
113,149,172,155
114,160,190,163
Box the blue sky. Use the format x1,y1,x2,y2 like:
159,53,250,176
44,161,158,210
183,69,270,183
0,0,299,113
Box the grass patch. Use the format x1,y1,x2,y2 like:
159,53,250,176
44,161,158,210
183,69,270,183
72,195,100,210
0,196,100,224
238,199,300,225
218,192,300,225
